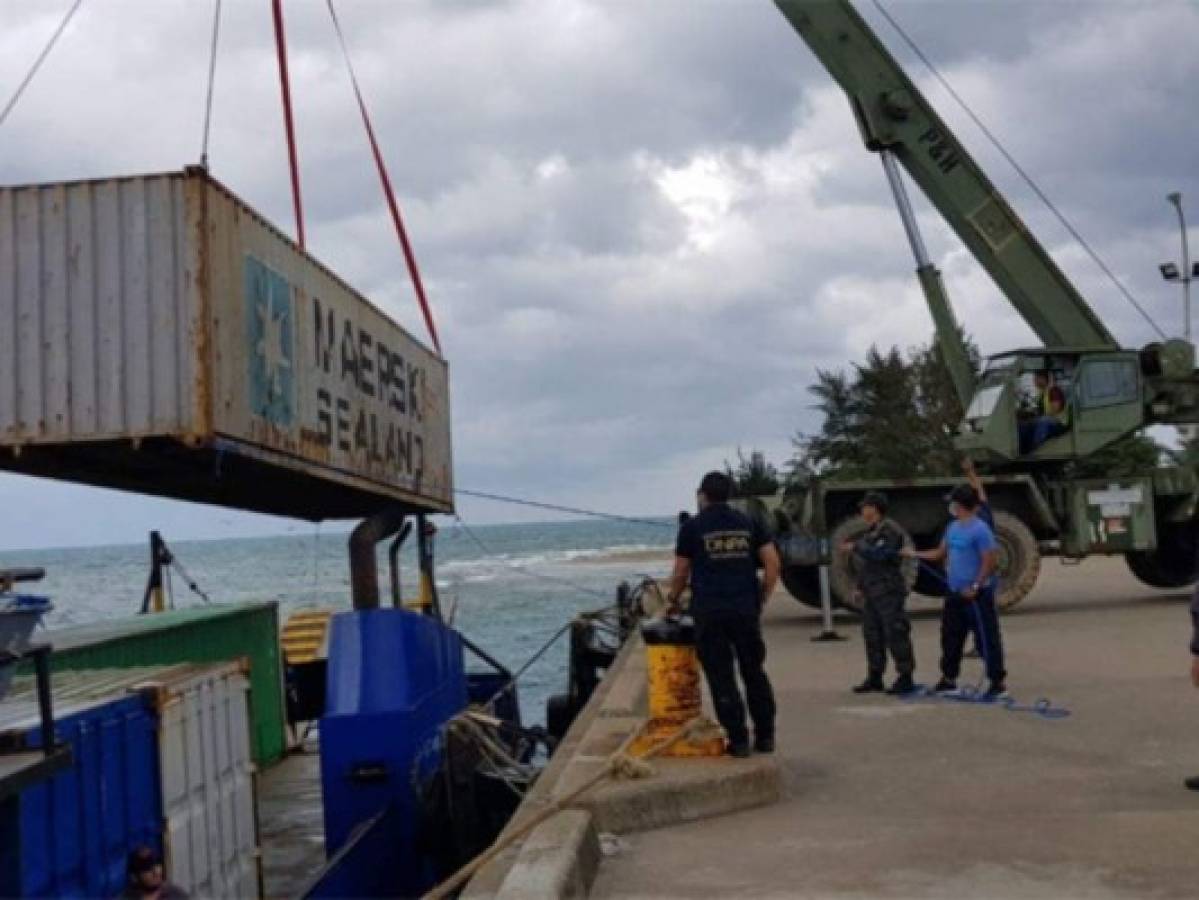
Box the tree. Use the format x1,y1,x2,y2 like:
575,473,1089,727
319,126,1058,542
910,335,983,474
791,369,863,480
727,448,781,496
853,346,926,478
790,333,981,480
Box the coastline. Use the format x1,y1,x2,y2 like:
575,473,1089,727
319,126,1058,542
571,547,673,566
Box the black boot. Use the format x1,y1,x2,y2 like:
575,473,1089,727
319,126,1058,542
886,673,915,695
1185,775,1199,791
726,741,752,759
852,676,884,694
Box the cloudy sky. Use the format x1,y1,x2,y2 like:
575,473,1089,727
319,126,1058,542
1,0,1197,549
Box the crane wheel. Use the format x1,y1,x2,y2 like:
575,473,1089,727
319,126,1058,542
781,564,821,609
828,516,918,614
991,511,1041,610
1126,524,1198,589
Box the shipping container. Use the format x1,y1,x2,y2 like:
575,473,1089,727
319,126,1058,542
35,602,286,765
141,662,261,900
0,684,161,898
2,663,262,899
0,168,453,520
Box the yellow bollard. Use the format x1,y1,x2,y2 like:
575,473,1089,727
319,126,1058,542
629,616,726,758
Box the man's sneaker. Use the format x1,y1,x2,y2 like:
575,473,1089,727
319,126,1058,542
886,674,915,695
754,735,775,754
984,682,1009,701
933,677,957,694
1184,775,1199,792
726,742,752,759
852,677,884,694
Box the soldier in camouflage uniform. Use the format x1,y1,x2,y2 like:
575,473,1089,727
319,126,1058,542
841,491,916,695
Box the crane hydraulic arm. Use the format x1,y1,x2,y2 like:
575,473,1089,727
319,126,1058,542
773,0,1119,367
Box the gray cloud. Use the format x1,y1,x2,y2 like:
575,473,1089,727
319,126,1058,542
0,0,1197,548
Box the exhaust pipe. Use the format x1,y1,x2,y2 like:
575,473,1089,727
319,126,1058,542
349,508,407,610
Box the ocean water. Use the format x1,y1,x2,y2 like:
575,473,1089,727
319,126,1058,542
0,518,675,725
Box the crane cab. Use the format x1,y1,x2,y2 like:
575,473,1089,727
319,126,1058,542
956,349,1144,464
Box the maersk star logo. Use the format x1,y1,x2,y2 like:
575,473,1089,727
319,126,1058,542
256,298,291,402
244,256,295,426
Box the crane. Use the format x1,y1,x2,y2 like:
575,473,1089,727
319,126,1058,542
750,0,1199,612
775,0,1199,465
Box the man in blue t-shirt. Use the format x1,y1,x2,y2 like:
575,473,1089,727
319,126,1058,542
906,483,1008,699
666,471,781,757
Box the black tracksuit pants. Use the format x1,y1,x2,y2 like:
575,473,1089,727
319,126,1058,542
940,587,1006,683
862,590,915,678
694,611,776,746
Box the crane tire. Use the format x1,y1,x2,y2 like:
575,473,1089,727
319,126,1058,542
781,564,821,609
990,511,1041,611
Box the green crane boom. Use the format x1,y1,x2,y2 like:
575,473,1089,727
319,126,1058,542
774,1,1119,371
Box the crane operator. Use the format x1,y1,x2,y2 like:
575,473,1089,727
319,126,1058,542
1019,370,1069,453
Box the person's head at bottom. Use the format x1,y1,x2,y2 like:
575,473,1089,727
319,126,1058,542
858,491,888,526
126,846,165,897
947,484,979,521
697,471,733,509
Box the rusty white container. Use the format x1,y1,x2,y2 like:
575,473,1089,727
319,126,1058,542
141,661,261,900
0,168,452,519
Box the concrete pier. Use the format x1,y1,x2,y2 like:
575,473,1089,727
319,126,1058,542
598,557,1199,898
492,556,1199,898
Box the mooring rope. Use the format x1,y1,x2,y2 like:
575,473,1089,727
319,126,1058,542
421,716,706,900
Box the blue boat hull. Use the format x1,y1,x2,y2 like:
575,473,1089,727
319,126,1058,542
315,608,468,898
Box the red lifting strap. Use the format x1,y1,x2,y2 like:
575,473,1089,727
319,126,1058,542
271,0,306,251
327,1,442,356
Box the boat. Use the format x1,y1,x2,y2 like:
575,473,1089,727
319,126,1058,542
0,552,637,897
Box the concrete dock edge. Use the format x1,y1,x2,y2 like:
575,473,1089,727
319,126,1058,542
462,635,645,898
465,628,782,898
494,809,601,900
583,754,782,835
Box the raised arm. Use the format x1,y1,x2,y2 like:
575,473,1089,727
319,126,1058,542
962,457,987,504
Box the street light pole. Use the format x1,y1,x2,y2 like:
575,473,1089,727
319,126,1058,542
1167,192,1192,342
